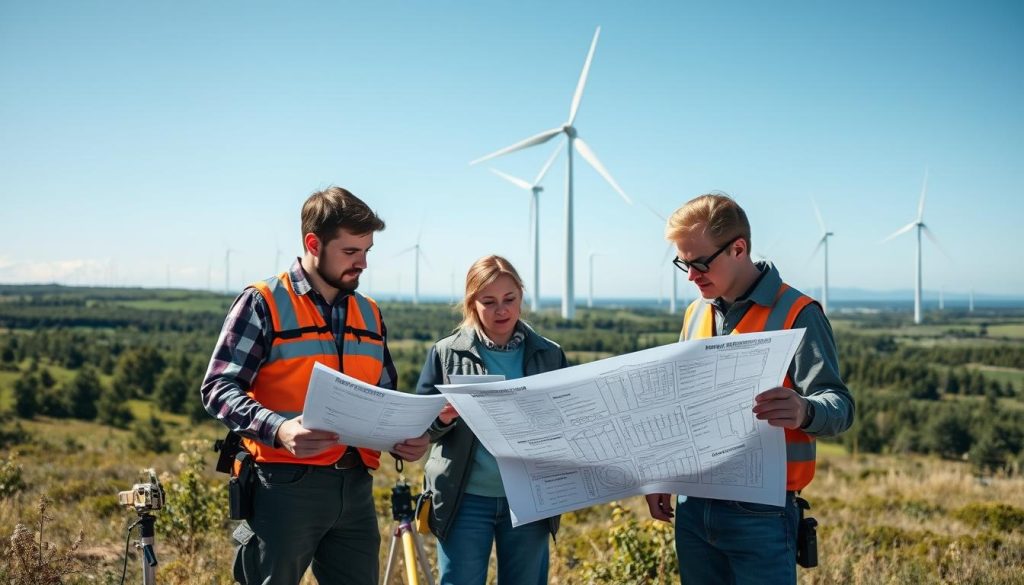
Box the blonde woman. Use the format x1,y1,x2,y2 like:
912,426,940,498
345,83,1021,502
416,255,567,585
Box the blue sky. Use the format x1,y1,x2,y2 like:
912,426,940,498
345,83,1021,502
1,1,1022,303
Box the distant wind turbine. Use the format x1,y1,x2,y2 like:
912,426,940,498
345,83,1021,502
224,248,235,293
471,26,633,320
587,251,604,308
488,142,562,312
808,198,835,315
639,203,679,315
397,233,430,305
881,170,948,325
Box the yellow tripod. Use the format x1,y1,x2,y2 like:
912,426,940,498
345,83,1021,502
383,464,435,585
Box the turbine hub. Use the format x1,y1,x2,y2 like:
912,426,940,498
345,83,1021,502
563,125,577,138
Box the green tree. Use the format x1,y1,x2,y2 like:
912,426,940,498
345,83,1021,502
64,366,102,420
129,413,171,453
13,372,39,419
113,346,166,397
38,368,56,389
155,369,190,414
96,382,133,428
926,410,972,459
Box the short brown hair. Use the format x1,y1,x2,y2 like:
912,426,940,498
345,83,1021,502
301,186,385,245
458,255,525,331
664,193,751,249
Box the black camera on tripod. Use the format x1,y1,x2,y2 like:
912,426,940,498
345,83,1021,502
391,481,414,522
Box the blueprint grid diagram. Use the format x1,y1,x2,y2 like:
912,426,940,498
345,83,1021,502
438,329,806,526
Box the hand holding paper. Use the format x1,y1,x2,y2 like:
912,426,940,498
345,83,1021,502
301,362,448,453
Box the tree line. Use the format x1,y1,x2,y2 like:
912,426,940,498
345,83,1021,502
2,286,1023,472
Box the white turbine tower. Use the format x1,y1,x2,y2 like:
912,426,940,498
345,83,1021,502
882,170,946,325
488,142,562,312
471,26,633,320
224,248,235,293
587,251,604,308
809,198,835,315
397,233,430,305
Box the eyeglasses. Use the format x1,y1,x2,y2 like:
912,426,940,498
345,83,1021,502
672,237,740,273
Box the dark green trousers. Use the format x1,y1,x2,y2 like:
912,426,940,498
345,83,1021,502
232,463,380,585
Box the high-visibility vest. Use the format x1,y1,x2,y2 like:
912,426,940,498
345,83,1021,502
244,272,386,468
681,283,817,491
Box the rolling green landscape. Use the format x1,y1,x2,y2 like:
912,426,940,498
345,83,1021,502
1,284,1023,584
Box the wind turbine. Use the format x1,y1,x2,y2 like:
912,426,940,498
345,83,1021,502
488,142,562,312
397,234,430,305
882,170,947,325
587,251,604,308
471,26,633,320
224,248,235,293
639,204,680,315
809,198,835,315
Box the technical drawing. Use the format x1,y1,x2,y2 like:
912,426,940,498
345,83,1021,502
714,400,756,439
595,461,638,492
715,349,769,384
620,405,690,449
597,363,676,413
568,423,627,461
638,445,700,484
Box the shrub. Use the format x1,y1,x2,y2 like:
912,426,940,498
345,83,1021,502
953,502,1024,533
160,440,227,560
0,452,26,497
3,496,87,584
579,502,677,585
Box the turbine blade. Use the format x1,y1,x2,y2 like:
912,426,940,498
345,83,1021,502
881,222,916,243
922,225,952,262
661,242,676,264
574,137,633,205
395,245,416,257
811,197,826,234
806,237,825,266
420,248,434,270
641,201,666,223
533,140,563,185
568,26,601,126
917,168,929,222
470,127,563,165
489,168,533,191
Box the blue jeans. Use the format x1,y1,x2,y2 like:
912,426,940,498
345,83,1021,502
437,493,550,585
674,493,799,585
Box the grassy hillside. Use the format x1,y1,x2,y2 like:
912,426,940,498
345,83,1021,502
1,285,1023,583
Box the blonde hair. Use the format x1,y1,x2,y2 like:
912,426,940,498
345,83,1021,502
457,255,525,331
664,193,752,249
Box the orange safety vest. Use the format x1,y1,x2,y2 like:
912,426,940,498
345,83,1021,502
244,272,386,469
681,283,817,492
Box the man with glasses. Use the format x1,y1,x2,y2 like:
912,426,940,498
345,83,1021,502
645,193,854,585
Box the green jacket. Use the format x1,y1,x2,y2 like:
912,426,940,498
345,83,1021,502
415,322,568,541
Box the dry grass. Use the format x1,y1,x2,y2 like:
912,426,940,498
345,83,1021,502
3,423,1023,584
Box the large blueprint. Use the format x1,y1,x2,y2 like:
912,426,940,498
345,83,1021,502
437,329,805,526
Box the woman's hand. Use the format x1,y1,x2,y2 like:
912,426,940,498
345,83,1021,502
438,402,460,425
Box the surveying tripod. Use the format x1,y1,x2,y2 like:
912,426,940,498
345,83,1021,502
382,460,435,585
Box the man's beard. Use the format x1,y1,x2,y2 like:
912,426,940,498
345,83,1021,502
317,254,360,295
